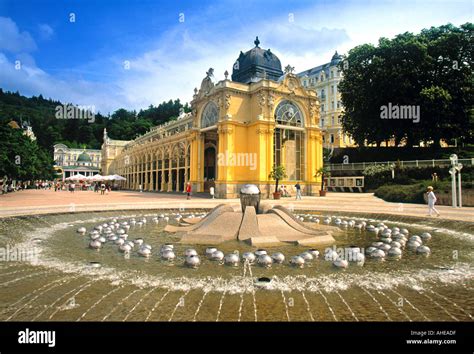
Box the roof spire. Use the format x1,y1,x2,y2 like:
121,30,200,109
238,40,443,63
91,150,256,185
254,36,260,48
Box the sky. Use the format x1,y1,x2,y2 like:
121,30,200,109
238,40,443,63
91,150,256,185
0,0,472,115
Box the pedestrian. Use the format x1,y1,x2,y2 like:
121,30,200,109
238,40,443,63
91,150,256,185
100,183,106,195
426,186,440,217
70,183,75,193
210,186,215,199
295,183,302,200
139,184,143,193
186,182,192,200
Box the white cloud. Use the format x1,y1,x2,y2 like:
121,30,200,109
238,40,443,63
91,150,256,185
38,24,54,40
1,1,472,114
0,17,36,53
0,52,126,114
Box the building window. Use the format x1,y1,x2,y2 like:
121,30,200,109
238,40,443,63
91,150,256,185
321,89,325,98
337,101,341,109
338,116,342,124
273,100,305,181
201,102,219,128
331,116,335,125
331,85,334,94
330,134,335,144
321,104,325,112
321,118,325,127
331,70,334,78
322,135,326,143
303,80,307,87
275,100,304,127
331,101,335,110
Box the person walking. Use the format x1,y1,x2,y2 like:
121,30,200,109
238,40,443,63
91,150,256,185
210,186,215,199
295,183,302,200
100,183,106,195
427,186,440,217
186,182,192,200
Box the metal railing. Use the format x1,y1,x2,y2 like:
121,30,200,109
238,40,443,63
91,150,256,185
328,158,474,171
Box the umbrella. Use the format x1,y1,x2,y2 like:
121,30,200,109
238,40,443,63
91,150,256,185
90,174,104,181
111,174,126,181
65,173,86,181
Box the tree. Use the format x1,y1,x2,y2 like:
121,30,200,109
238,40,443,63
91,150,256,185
0,119,54,181
339,23,473,147
315,166,331,192
0,90,190,152
268,165,287,194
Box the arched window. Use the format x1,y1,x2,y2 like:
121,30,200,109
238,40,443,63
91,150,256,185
274,100,303,127
201,102,219,128
274,100,305,181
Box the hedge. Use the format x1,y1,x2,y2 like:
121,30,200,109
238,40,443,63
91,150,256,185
374,180,467,204
359,165,474,190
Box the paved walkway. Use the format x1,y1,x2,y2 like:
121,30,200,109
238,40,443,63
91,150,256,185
0,190,473,222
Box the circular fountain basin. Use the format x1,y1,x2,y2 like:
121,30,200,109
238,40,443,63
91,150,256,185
0,209,472,322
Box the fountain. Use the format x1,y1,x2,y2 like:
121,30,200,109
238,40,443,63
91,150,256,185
165,184,336,247
0,197,472,322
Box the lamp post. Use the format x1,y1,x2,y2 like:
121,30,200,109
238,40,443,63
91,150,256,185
449,154,458,208
455,163,463,208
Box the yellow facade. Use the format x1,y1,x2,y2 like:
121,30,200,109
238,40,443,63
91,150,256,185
103,42,324,198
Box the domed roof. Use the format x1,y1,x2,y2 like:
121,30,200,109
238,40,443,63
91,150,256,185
232,37,283,84
77,151,92,163
330,51,343,66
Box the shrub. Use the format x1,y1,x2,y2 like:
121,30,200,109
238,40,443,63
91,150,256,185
374,179,472,204
374,183,427,203
361,165,473,191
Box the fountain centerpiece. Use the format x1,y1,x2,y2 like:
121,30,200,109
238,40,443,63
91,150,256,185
165,185,337,247
239,184,260,213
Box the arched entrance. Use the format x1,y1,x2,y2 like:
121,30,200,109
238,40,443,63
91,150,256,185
200,101,219,192
273,100,305,181
204,145,216,191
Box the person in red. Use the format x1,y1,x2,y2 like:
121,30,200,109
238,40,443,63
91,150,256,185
186,182,192,200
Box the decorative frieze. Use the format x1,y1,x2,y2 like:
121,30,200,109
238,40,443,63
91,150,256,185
218,127,233,135
256,127,274,135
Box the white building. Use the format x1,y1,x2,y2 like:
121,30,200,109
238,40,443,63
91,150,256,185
297,51,354,148
53,144,101,180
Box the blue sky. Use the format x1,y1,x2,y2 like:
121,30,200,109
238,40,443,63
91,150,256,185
0,0,472,114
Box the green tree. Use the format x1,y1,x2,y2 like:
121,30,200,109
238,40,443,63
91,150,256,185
339,23,473,147
268,165,287,193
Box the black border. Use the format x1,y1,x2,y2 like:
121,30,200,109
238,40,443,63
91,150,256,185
0,321,472,353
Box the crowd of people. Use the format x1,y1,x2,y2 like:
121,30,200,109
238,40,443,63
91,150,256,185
1,179,115,195
1,178,442,216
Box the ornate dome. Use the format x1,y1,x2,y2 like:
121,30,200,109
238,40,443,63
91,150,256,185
77,151,92,163
330,51,343,66
232,37,283,84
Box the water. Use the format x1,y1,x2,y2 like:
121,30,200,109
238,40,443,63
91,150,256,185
0,209,472,321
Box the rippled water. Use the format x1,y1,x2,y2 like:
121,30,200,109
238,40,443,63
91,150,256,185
0,209,472,321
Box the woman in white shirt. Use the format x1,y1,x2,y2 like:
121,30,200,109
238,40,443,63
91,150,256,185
427,186,440,217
